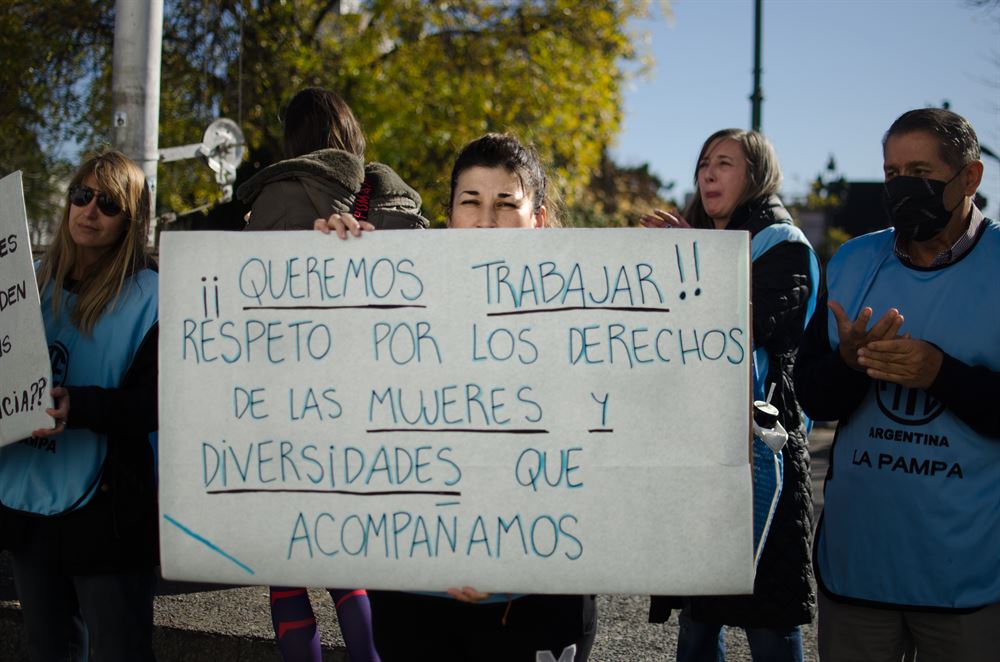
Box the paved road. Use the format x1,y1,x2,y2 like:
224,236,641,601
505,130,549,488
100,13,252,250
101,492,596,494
1,425,834,661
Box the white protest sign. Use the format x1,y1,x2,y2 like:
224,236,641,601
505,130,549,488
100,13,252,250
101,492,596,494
158,228,752,595
0,172,52,447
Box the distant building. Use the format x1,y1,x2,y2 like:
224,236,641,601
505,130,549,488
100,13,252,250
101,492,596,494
828,182,889,238
786,179,888,265
825,181,989,240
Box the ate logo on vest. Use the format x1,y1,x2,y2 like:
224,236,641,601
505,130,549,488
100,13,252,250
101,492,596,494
49,341,69,388
875,380,945,425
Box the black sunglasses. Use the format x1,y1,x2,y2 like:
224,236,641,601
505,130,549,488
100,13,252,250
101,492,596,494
68,185,123,217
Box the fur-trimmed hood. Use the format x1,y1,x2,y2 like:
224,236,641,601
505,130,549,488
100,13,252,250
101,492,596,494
237,148,428,231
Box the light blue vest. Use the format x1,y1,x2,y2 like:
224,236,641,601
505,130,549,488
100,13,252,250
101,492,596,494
817,222,1000,608
0,268,158,516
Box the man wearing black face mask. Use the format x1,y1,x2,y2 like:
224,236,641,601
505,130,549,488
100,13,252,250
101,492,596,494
793,108,999,661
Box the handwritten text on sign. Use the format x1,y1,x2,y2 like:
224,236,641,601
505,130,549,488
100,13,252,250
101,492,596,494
158,229,752,594
0,172,52,447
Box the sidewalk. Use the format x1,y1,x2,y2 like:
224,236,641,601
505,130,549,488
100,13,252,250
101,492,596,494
0,426,834,661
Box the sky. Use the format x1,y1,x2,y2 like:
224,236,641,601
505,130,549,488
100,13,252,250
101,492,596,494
613,0,1000,212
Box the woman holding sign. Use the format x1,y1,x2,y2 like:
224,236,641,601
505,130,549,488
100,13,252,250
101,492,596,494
641,130,819,662
0,150,159,661
320,133,598,662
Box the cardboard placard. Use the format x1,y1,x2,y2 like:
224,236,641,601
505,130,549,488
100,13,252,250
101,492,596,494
158,228,752,595
0,172,52,447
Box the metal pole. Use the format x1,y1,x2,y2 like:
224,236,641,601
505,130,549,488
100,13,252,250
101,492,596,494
111,0,163,245
750,0,763,132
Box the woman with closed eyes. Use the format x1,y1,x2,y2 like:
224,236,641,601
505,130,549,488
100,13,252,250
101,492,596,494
319,133,597,662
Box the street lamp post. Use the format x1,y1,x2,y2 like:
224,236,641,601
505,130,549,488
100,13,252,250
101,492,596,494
111,0,164,246
750,0,763,132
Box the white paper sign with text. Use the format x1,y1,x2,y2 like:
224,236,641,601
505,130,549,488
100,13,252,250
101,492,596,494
158,228,752,595
0,172,52,447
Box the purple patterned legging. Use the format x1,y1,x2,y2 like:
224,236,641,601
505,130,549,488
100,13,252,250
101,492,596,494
269,586,379,662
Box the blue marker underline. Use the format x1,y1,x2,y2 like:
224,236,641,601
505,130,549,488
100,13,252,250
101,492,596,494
163,514,255,576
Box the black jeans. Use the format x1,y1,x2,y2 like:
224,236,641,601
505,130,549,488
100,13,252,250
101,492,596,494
368,591,597,661
9,550,156,662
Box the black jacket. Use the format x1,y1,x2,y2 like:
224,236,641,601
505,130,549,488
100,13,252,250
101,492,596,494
650,196,817,628
1,268,160,574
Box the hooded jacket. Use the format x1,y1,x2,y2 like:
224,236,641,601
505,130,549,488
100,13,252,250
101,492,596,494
236,148,429,231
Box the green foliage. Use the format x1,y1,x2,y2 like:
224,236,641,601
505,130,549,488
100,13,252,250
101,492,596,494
564,149,676,227
2,0,667,234
794,158,852,264
805,174,848,210
821,225,852,264
0,0,112,237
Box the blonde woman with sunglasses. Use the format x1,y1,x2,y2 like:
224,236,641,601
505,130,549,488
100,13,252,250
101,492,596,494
0,150,159,662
